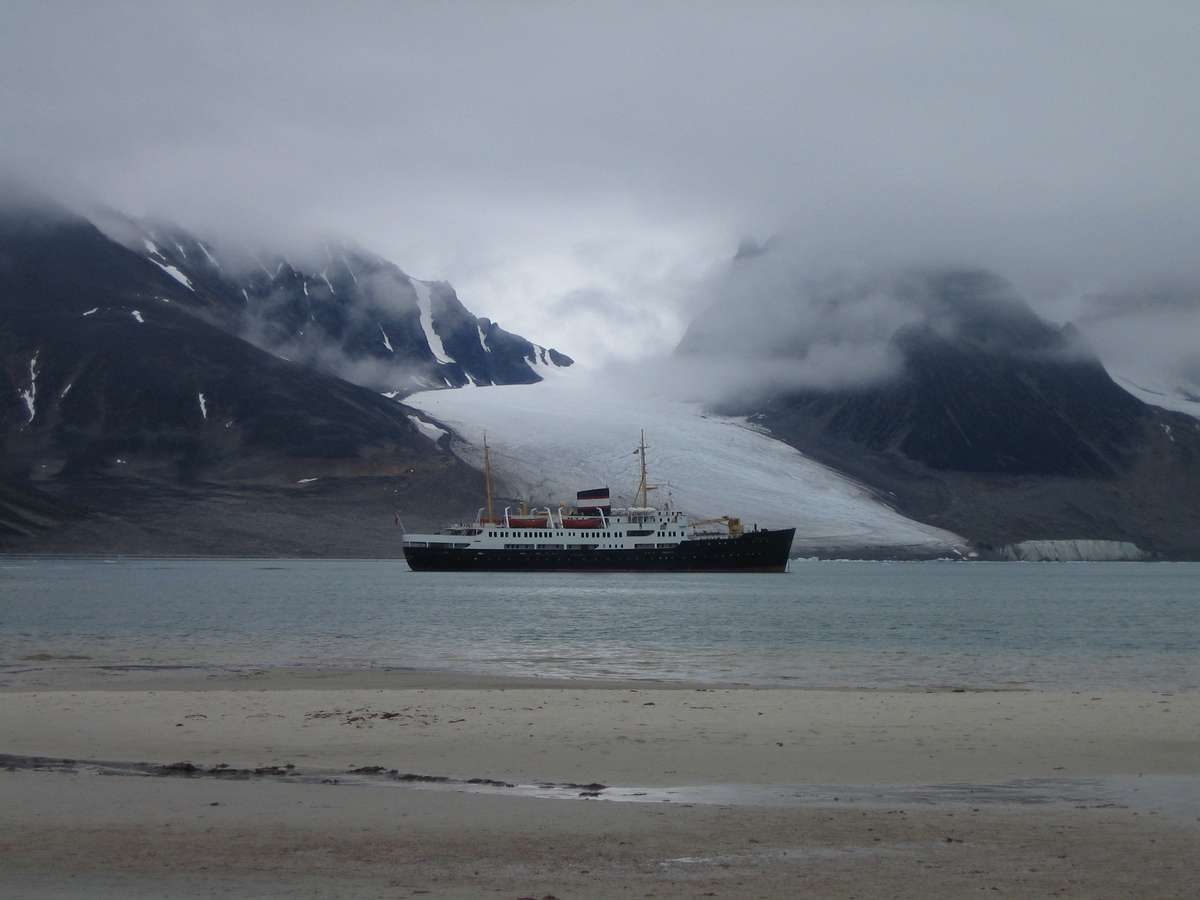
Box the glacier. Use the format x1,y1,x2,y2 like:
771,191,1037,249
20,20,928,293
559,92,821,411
405,366,967,556
998,540,1149,562
1111,371,1200,421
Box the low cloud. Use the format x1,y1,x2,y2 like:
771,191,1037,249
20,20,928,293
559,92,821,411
5,5,1200,379
1068,284,1200,397
669,236,1104,405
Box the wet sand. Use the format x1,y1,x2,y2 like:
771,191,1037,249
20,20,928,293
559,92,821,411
1,671,1197,898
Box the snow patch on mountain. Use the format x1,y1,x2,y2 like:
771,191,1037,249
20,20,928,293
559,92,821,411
406,415,448,443
19,351,38,422
148,258,195,290
406,368,966,553
525,345,576,375
197,242,220,268
411,279,453,364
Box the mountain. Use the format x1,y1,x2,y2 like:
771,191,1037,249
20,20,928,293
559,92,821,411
101,215,572,393
740,270,1150,479
686,265,1200,559
0,202,487,554
10,199,1196,559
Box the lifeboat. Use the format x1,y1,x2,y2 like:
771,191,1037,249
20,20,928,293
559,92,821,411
507,516,551,528
561,516,602,528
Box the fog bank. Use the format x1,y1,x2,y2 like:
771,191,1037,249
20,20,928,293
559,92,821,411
3,4,1200,365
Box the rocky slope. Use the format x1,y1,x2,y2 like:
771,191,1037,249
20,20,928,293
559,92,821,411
0,203,488,554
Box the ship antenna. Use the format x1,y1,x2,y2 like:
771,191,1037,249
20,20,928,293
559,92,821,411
483,433,495,522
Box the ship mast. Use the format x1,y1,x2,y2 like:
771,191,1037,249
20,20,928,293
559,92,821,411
636,429,651,508
483,434,495,522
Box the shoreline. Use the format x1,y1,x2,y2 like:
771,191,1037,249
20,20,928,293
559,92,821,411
1,662,1061,693
3,551,1190,561
3,676,1196,897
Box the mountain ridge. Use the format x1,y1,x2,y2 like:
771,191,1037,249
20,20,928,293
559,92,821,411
101,214,572,393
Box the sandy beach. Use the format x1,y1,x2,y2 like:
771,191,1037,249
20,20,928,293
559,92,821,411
2,670,1197,898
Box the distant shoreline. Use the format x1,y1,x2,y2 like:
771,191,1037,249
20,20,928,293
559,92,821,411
0,551,1176,561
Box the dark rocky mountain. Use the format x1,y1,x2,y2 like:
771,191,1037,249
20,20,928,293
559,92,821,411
103,215,571,393
0,476,83,538
0,203,487,554
690,266,1200,559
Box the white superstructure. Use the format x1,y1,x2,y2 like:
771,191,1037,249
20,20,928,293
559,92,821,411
401,504,744,554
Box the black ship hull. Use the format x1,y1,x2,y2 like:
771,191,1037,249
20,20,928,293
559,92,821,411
403,528,796,573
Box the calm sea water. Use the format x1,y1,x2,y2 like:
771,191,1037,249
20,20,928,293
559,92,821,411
1,559,1197,690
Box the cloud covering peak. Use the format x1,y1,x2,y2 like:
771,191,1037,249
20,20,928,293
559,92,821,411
3,4,1200,366
676,238,1099,401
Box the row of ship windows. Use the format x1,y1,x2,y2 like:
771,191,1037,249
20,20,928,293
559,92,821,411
487,530,599,538
403,541,689,551
501,544,683,550
487,531,680,538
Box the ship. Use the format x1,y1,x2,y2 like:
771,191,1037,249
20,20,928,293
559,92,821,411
401,432,796,572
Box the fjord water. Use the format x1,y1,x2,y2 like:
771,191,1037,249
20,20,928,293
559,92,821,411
1,559,1197,691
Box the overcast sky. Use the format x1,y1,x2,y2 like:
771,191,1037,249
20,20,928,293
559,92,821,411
3,1,1199,365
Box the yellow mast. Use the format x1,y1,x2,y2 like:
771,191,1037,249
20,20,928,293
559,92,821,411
636,429,655,508
483,434,495,522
